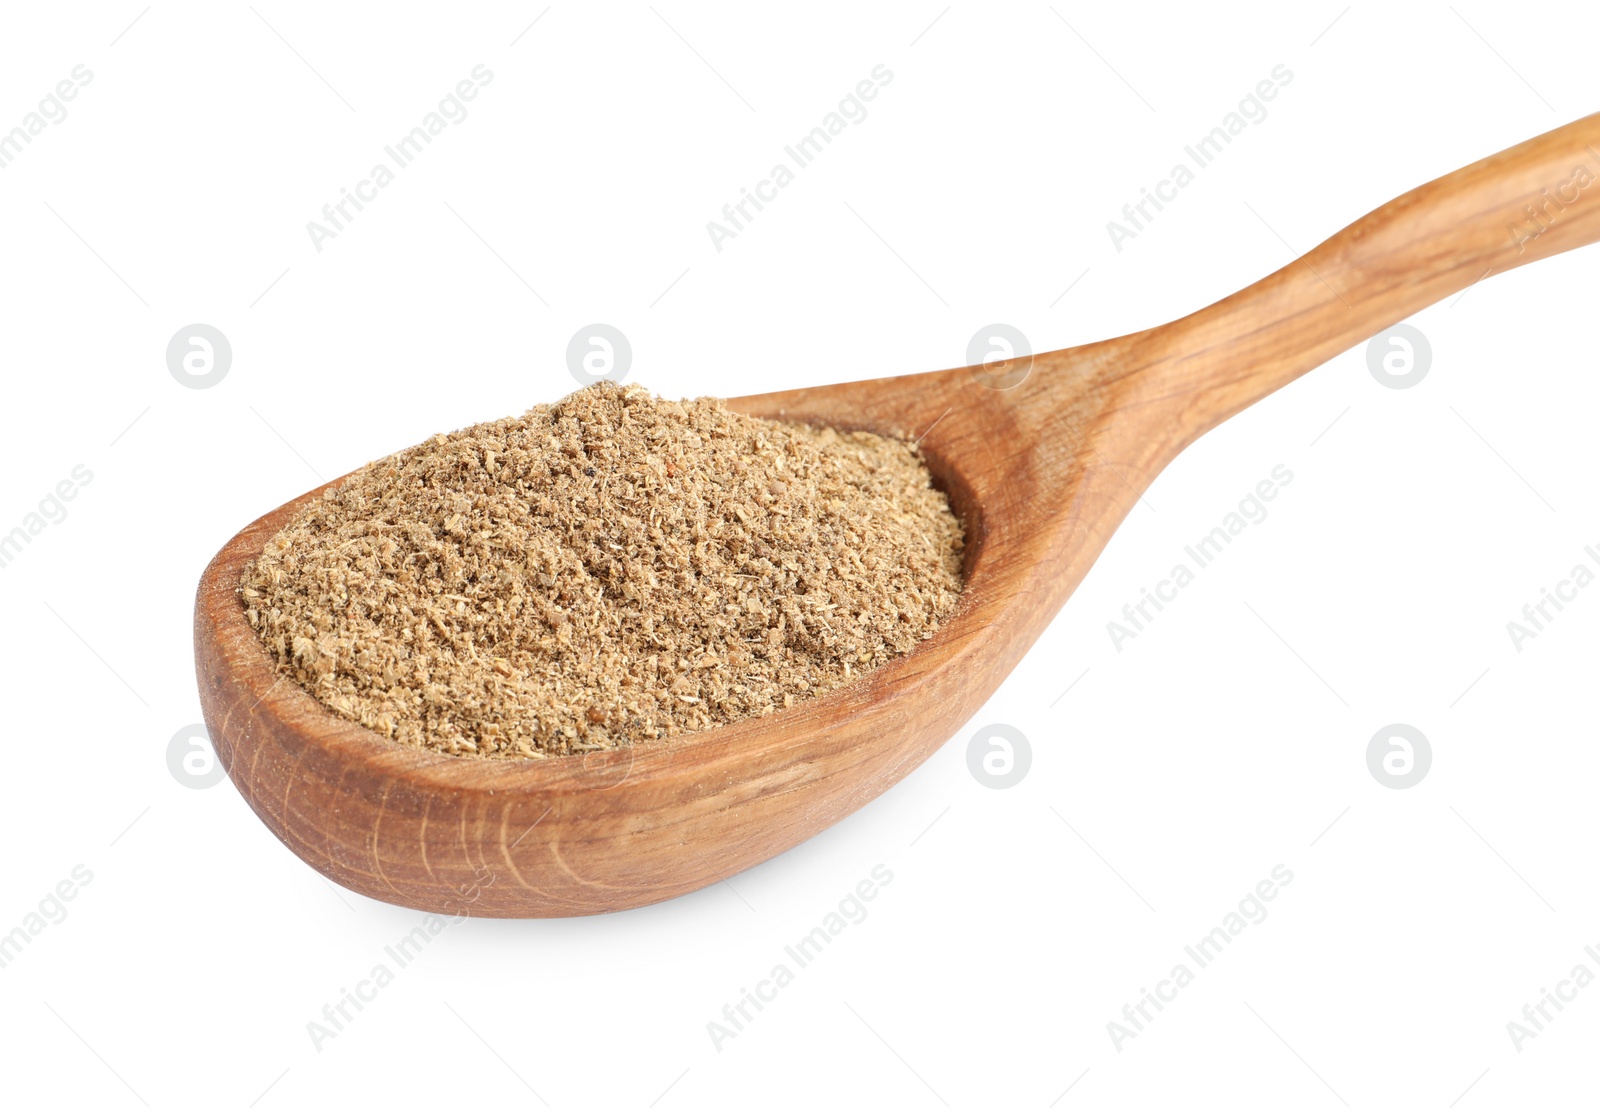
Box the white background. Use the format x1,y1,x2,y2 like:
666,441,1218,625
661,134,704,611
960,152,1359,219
1,2,1596,1110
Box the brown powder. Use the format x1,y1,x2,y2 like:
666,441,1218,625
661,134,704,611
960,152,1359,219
241,381,964,758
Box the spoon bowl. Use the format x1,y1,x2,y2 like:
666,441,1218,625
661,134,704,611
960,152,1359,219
196,115,1600,916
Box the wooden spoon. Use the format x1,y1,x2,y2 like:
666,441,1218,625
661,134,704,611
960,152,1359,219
196,115,1600,917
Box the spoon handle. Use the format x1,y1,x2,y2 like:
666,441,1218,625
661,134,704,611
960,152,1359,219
1123,113,1600,449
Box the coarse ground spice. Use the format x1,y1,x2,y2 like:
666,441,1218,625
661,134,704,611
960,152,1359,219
241,382,964,758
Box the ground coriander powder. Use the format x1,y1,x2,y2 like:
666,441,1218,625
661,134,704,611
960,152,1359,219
242,382,964,758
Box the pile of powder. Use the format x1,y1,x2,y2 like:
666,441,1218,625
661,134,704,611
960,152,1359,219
241,381,964,759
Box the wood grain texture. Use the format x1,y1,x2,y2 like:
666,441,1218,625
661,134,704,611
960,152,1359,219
196,115,1600,917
